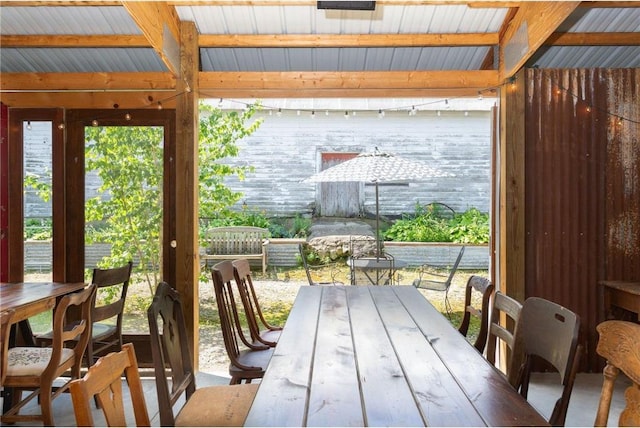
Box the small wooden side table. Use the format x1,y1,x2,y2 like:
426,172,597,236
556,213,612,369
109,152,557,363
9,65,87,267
599,280,640,322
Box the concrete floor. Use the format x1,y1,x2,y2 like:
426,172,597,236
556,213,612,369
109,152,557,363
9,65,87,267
1,371,631,426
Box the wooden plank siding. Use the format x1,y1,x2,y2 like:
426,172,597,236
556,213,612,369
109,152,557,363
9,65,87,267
221,109,492,218
524,68,639,371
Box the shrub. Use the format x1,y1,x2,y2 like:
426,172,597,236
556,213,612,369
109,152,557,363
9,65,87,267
448,208,490,244
24,218,52,240
384,203,489,244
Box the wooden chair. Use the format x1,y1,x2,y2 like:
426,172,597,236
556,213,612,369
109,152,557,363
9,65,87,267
457,275,494,353
594,320,640,427
509,296,581,427
232,259,282,347
485,291,523,377
1,309,15,386
211,260,274,385
1,285,95,426
147,281,258,426
413,245,465,317
69,343,150,427
37,261,133,369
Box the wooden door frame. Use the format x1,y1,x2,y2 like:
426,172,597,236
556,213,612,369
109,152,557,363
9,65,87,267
5,109,64,282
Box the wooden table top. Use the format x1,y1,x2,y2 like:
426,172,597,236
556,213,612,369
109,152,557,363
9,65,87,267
599,280,640,294
245,286,548,427
0,282,87,322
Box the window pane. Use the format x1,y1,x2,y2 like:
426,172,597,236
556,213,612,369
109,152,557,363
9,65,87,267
23,120,53,334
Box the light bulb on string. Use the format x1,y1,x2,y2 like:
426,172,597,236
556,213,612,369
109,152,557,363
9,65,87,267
157,101,163,110
378,109,384,119
311,110,315,119
125,113,132,121
57,123,65,130
276,108,282,117
218,98,223,107
92,119,99,127
26,121,32,130
344,111,349,120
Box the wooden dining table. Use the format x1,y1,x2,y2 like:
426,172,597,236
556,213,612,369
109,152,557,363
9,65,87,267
0,281,88,325
1,281,88,413
244,285,548,427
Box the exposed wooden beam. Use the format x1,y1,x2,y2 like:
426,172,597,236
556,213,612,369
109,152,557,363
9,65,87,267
199,88,489,99
200,70,500,92
545,32,640,46
578,1,640,8
122,1,181,76
0,86,486,108
500,1,580,79
0,72,176,91
4,30,637,50
0,35,149,48
199,33,499,48
0,91,179,109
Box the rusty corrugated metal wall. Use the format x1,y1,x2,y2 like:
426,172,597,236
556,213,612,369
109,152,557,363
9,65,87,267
524,68,639,372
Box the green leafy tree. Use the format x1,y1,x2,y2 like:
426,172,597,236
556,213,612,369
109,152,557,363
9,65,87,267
85,126,164,295
83,102,262,295
198,103,262,222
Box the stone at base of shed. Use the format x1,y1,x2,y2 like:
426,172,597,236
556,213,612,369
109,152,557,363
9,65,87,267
307,235,377,260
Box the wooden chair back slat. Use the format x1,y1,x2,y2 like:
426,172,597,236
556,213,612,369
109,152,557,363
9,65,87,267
458,275,494,353
233,259,282,348
69,343,150,427
486,291,523,376
147,282,196,426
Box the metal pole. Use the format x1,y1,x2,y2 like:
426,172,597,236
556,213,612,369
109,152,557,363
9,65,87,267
375,181,380,260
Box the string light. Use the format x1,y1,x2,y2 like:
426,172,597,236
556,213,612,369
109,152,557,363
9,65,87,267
344,111,349,119
57,123,65,130
378,109,384,119
276,108,282,117
124,113,132,121
26,121,32,130
157,101,163,110
311,110,315,119
542,73,638,126
92,119,99,127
